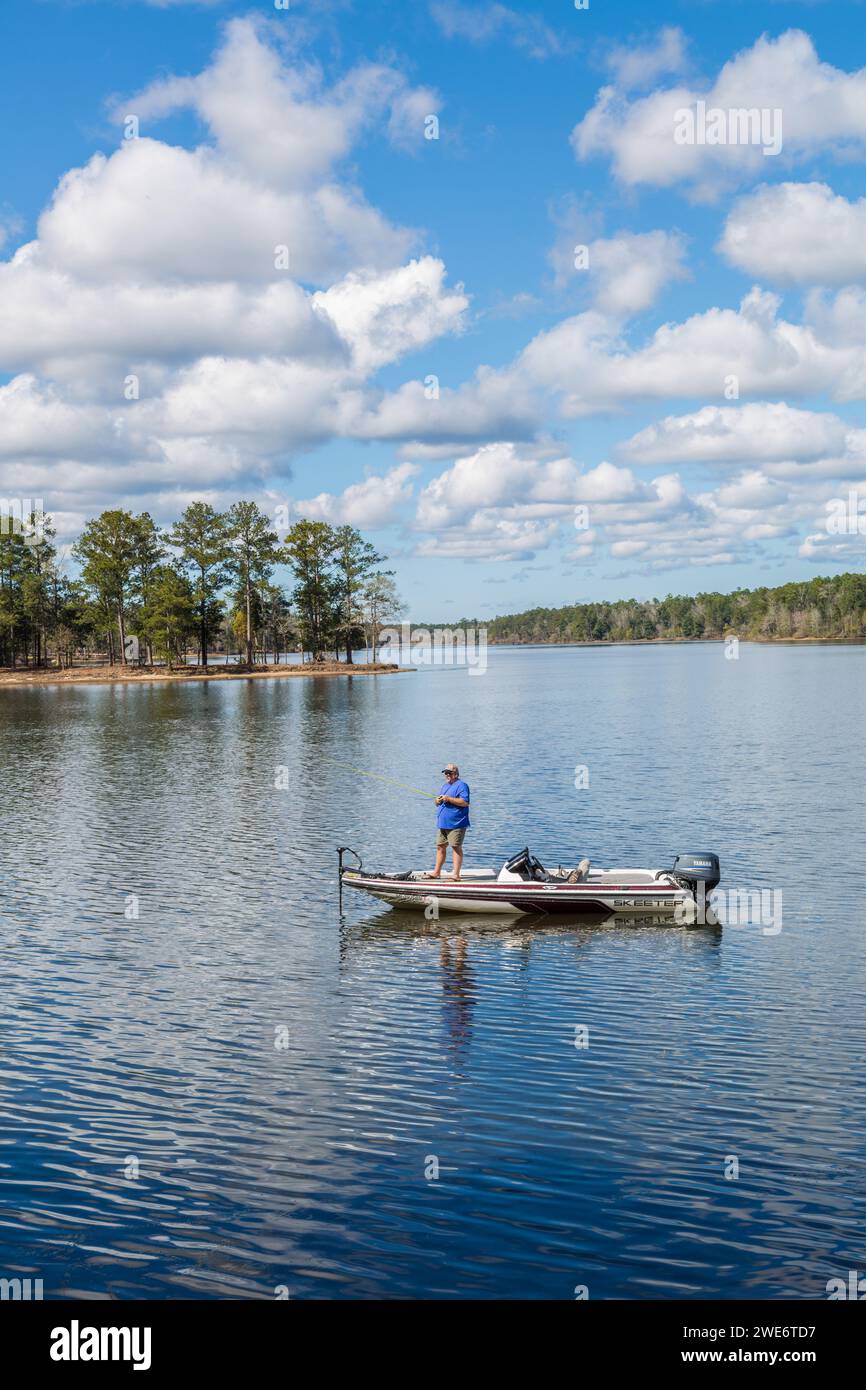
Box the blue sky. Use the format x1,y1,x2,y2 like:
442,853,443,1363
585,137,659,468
3,0,866,617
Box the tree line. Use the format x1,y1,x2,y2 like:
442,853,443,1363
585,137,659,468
0,504,403,669
479,573,866,644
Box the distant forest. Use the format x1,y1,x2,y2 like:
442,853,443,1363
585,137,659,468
478,573,866,644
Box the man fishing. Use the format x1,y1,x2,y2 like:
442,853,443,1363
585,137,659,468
427,762,470,881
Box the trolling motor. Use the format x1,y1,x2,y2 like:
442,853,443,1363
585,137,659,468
337,846,363,912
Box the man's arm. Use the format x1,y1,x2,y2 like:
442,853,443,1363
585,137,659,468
441,781,469,808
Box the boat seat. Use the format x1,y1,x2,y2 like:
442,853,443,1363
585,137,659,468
566,858,591,883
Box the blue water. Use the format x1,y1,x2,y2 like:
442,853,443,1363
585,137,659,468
1,642,864,1298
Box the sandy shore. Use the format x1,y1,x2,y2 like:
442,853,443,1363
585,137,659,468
0,661,408,688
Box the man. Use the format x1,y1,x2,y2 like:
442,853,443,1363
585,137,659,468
428,762,471,880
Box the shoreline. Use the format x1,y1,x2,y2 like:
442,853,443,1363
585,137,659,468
2,635,862,688
486,635,866,648
0,661,408,689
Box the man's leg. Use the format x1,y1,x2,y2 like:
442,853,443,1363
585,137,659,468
451,840,463,881
430,840,447,878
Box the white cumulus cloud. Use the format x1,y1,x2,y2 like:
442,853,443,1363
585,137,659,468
620,402,851,467
573,30,866,197
720,182,866,286
296,464,420,528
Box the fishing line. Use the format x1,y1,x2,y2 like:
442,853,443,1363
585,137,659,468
320,753,439,801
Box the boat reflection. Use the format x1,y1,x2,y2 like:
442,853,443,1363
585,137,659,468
339,906,721,1069
340,902,723,944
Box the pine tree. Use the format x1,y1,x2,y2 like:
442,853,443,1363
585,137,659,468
225,502,279,666
168,503,231,667
331,525,391,664
73,510,142,665
138,565,197,669
280,521,340,661
132,512,166,665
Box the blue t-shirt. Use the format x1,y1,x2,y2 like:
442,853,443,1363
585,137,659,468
437,780,470,829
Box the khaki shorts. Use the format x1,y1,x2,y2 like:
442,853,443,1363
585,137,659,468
437,827,467,849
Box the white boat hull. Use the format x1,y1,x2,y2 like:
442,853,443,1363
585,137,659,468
341,869,695,918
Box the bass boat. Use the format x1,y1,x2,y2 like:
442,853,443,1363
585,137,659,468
339,847,721,919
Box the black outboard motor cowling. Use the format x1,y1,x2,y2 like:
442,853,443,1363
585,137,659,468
672,853,721,893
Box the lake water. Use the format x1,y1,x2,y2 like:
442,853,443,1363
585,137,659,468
1,642,865,1300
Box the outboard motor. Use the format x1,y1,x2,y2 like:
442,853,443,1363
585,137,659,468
672,853,721,893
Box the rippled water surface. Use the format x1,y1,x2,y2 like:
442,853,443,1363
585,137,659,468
1,643,865,1299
